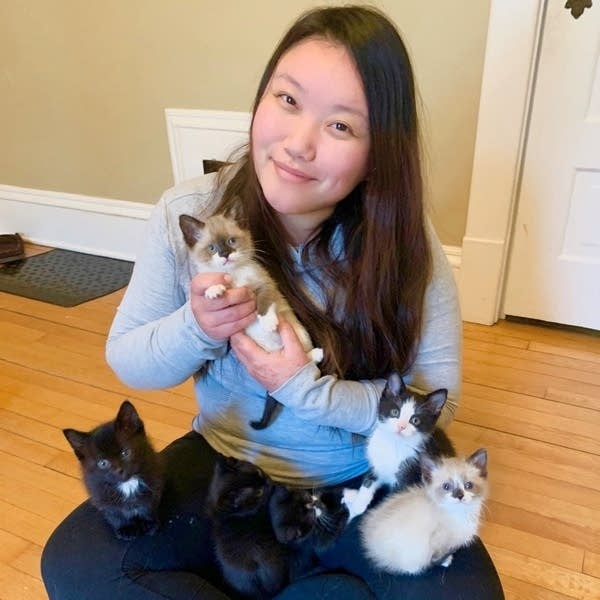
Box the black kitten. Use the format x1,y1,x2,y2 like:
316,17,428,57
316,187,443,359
207,456,289,598
269,485,348,579
63,400,164,540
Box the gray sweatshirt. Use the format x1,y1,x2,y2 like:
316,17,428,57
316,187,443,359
106,172,462,487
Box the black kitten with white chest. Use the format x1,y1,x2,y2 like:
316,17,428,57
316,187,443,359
343,372,455,520
63,400,164,540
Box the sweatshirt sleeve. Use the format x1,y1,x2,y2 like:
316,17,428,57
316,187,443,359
270,222,462,434
105,194,228,390
404,223,462,428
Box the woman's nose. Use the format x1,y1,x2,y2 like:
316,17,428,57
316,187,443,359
284,119,317,162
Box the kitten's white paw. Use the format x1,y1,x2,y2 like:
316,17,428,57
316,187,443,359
342,487,371,522
308,348,324,363
440,554,454,568
205,284,226,299
342,488,358,506
258,304,279,332
343,485,374,521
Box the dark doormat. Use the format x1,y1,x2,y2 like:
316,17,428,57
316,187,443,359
0,249,134,307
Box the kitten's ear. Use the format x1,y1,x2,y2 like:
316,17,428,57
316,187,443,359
63,429,88,460
385,372,406,396
179,214,205,247
423,388,448,414
115,401,144,436
468,448,488,478
226,201,241,221
420,456,438,484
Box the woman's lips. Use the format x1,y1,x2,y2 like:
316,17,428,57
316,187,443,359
272,159,314,182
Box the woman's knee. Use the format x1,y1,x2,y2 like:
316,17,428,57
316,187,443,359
42,502,128,600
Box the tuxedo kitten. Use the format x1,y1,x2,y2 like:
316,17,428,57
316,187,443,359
343,372,454,520
269,486,348,579
207,456,288,598
360,449,489,574
63,400,164,540
180,212,322,429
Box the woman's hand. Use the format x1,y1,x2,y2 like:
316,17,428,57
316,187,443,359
190,273,257,341
230,319,311,391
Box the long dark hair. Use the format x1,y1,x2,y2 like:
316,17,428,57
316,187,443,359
219,5,431,380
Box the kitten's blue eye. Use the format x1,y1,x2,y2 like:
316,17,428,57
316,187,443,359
227,237,237,246
120,448,131,459
410,416,421,426
207,244,217,253
97,458,111,470
464,481,473,490
390,408,400,418
442,483,451,491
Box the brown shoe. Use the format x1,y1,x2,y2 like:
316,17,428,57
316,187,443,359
0,233,25,264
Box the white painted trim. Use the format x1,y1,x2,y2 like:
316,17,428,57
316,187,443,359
0,183,461,278
443,245,462,289
165,108,251,184
0,184,151,261
460,0,546,324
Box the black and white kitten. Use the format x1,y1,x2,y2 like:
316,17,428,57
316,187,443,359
63,400,164,540
269,485,348,579
180,212,322,430
206,456,288,598
343,372,454,520
360,448,489,574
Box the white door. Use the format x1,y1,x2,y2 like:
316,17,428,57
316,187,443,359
503,2,600,330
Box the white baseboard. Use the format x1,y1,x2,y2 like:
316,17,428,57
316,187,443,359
443,245,462,290
0,183,462,285
0,184,152,261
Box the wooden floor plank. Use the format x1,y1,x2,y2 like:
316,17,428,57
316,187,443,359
0,562,46,600
487,544,600,599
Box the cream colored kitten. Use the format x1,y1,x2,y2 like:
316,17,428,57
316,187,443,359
179,212,322,358
360,448,488,575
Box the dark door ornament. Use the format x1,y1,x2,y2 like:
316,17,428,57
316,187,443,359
565,0,593,19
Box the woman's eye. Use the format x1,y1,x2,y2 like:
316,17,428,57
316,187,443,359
120,448,131,459
97,459,111,470
278,93,297,107
333,122,349,132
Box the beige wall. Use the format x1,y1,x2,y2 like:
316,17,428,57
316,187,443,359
0,1,490,246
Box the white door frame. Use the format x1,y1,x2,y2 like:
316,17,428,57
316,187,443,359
460,0,546,324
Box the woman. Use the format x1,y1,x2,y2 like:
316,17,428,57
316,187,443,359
42,5,503,599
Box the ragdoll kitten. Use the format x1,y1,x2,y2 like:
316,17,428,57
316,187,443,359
360,448,489,575
180,212,323,429
343,372,454,520
269,485,349,579
63,400,164,540
206,456,288,599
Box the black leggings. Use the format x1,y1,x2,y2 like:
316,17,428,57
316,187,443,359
42,431,504,599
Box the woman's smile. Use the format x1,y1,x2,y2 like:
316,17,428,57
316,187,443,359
272,159,316,183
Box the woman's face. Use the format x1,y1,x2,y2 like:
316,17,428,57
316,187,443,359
252,37,370,244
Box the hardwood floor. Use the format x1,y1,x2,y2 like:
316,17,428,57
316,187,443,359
0,258,599,598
